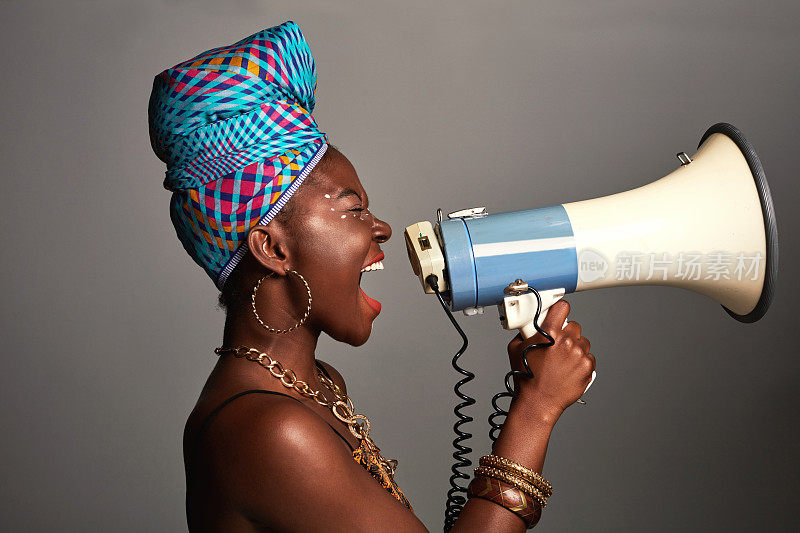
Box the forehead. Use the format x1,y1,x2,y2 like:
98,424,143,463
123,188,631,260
309,149,368,201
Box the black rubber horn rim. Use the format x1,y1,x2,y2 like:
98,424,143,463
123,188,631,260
697,122,778,323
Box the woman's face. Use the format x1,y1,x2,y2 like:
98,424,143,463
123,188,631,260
287,148,392,346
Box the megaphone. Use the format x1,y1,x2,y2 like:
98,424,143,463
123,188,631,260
405,123,778,347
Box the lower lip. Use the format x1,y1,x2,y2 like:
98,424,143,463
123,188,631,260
360,287,382,314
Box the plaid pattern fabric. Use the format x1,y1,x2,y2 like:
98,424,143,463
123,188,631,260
148,21,327,288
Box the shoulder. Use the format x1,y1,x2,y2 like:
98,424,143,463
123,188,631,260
193,391,421,530
194,391,358,475
192,392,349,507
316,359,347,395
197,390,341,465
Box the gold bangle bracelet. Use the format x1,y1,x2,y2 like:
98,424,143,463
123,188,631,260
474,466,548,508
468,475,542,529
479,455,553,497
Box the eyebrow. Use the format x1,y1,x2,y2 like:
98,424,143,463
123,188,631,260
336,188,363,202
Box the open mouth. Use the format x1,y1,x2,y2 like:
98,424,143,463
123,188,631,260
359,252,384,314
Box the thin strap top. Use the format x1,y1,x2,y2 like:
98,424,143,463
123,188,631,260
188,362,412,511
192,388,354,452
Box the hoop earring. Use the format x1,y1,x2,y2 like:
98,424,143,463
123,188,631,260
251,269,313,334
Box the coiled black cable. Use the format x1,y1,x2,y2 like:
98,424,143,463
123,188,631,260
425,274,473,533
488,287,554,442
427,275,554,531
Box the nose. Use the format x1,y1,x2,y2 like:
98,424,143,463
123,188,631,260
373,214,392,243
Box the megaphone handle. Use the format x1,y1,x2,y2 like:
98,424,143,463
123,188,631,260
515,297,596,397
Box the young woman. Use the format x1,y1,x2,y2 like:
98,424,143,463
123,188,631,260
149,22,595,532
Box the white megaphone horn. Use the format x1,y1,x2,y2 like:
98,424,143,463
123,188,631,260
405,123,778,392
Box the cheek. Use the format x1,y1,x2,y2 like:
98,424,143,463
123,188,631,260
301,215,370,278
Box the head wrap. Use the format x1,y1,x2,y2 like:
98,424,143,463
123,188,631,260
148,21,328,289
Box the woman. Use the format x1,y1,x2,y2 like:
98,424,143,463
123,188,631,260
149,22,595,532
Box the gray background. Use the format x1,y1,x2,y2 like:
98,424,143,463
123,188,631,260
1,1,798,531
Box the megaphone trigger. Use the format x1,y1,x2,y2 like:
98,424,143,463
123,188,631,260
500,287,567,339
503,287,594,404
506,290,595,404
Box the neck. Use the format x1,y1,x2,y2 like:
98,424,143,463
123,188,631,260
221,301,322,386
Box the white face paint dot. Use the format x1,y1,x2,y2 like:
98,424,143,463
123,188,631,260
324,194,331,199
341,214,347,219
331,208,335,211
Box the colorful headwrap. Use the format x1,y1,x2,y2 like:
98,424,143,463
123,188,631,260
148,21,328,289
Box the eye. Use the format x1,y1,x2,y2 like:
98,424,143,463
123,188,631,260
347,206,372,220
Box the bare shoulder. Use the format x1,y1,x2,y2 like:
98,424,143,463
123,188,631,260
194,392,424,531
198,392,340,469
316,359,347,395
193,393,348,520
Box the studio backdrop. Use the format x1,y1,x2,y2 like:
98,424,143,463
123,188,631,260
0,1,798,531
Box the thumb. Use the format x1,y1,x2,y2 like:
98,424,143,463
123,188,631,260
540,299,570,338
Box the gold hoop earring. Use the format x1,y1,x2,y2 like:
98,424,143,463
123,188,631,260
251,269,313,334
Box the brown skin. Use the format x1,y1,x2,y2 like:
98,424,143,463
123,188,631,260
183,148,596,532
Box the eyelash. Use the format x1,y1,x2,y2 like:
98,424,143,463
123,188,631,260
347,206,373,221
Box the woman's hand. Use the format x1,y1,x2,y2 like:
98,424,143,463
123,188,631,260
453,300,597,532
507,299,596,421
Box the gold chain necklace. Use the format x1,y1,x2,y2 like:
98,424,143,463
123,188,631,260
214,346,398,478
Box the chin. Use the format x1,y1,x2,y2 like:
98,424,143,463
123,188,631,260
324,314,374,347
320,292,379,346
352,306,380,346
348,332,371,347
329,322,373,347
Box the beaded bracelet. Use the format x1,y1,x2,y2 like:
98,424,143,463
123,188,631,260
479,454,553,497
468,474,542,529
474,465,548,508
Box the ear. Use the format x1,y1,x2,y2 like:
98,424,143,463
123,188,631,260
247,223,292,276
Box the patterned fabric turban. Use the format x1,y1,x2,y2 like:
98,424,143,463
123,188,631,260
148,21,328,289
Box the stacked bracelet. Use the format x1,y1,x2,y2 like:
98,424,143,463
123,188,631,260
466,454,553,529
467,475,542,528
479,454,553,497
474,466,547,508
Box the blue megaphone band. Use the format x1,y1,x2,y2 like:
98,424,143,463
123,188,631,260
439,205,578,310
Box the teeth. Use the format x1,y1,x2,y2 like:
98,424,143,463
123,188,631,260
360,260,385,273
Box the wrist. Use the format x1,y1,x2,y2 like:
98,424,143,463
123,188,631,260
510,391,563,429
490,394,560,474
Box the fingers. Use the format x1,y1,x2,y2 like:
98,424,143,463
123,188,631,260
541,300,570,337
585,352,596,372
561,317,590,355
562,320,581,339
577,335,590,354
